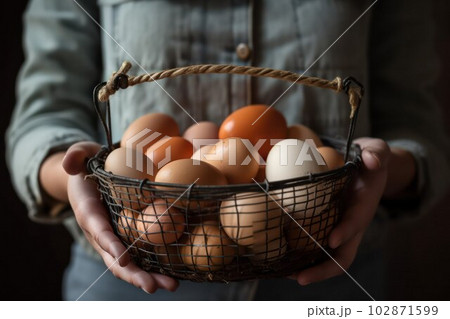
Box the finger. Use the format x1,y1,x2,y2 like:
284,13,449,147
150,273,180,292
328,139,389,249
287,273,298,280
68,174,130,266
68,173,105,206
80,227,128,267
354,138,391,171
296,233,363,286
99,245,179,293
96,228,131,266
76,197,130,266
328,172,385,248
92,241,156,293
63,141,101,175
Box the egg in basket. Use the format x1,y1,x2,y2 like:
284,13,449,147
87,61,363,282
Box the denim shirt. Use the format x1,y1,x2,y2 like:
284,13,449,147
6,0,450,292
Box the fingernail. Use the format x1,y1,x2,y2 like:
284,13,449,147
331,239,341,249
142,288,152,294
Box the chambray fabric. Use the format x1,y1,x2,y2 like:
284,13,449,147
6,0,450,300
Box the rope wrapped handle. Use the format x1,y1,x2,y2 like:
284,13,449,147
98,61,363,118
95,61,363,160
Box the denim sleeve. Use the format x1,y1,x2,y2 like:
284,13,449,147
369,1,450,217
5,0,101,223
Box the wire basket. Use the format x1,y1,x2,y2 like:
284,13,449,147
87,61,363,282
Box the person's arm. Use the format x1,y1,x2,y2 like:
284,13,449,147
7,0,178,293
6,0,100,222
39,152,69,203
368,0,450,214
294,1,450,285
383,147,417,199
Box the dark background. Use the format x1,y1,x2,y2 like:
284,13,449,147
1,1,449,301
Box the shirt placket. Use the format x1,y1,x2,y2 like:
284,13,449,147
227,0,260,301
230,0,254,111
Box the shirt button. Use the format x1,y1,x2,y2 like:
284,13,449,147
236,43,251,61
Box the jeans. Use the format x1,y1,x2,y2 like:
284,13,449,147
62,242,385,301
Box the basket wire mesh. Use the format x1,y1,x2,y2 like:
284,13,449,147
87,62,363,282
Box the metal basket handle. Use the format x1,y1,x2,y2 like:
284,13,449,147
93,61,363,161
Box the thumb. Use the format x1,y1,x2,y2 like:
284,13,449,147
63,141,101,175
354,138,390,171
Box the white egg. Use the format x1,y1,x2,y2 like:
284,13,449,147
265,139,327,181
265,139,330,217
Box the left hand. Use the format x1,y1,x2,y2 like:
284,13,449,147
293,137,391,285
64,142,179,294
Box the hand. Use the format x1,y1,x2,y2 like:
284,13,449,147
293,137,391,285
63,141,179,294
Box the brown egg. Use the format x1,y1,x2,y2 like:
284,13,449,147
219,105,288,159
116,209,140,245
287,124,323,147
180,222,237,272
115,210,152,250
201,138,260,184
191,144,216,162
153,244,185,270
137,200,185,244
183,121,219,151
254,165,266,183
145,136,193,169
286,208,336,252
220,193,283,246
104,147,157,210
155,159,227,186
120,113,180,153
318,146,345,170
188,212,221,226
155,159,228,208
249,236,287,263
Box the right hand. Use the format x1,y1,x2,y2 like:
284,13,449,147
63,141,179,294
